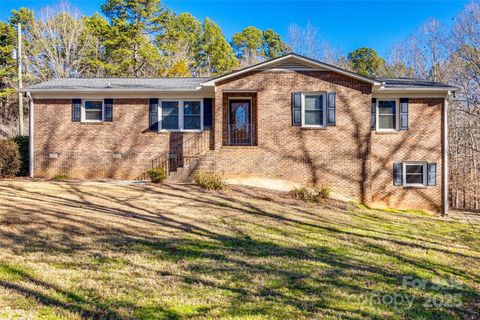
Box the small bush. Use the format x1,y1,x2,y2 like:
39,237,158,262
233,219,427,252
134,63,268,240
9,136,29,176
147,167,166,183
52,174,69,181
194,171,226,190
0,139,20,178
291,185,330,203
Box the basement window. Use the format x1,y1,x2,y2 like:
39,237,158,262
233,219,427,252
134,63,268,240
403,162,427,187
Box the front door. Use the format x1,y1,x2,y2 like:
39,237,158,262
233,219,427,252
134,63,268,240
229,100,251,145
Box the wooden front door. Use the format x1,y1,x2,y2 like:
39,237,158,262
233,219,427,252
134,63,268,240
229,100,251,145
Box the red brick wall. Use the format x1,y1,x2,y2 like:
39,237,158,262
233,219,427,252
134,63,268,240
213,70,444,213
369,98,444,212
33,71,445,213
214,70,373,201
33,98,205,179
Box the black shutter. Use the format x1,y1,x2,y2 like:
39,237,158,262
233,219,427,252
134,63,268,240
104,98,113,122
393,162,403,186
203,98,213,128
326,92,336,126
400,98,409,130
149,98,159,131
427,162,437,186
292,92,301,126
371,98,376,130
72,99,81,122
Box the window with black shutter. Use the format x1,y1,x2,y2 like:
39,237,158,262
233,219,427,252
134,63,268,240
326,92,336,126
72,99,81,122
104,98,113,122
292,92,334,128
400,98,409,130
291,92,301,126
149,98,159,131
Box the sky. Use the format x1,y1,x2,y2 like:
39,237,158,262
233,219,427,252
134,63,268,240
0,0,471,57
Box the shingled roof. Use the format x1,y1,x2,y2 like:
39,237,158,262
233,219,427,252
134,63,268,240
377,78,459,90
22,53,459,93
24,77,211,92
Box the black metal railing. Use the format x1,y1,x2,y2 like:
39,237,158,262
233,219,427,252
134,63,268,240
140,130,211,180
227,124,255,146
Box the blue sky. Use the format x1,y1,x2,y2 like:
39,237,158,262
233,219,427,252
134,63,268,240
0,0,470,57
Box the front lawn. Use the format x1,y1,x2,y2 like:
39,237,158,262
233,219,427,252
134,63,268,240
0,180,479,319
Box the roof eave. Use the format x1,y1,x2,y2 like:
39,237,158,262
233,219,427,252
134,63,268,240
21,88,206,93
375,87,460,93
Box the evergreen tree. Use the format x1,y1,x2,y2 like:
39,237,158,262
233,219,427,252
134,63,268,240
347,47,385,77
262,29,290,59
232,26,264,65
156,12,202,76
198,18,238,76
99,0,169,76
232,27,289,66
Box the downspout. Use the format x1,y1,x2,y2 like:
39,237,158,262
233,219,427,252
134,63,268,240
443,92,449,215
27,92,34,178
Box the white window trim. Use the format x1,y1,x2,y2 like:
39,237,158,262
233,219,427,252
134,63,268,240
301,92,327,128
376,99,399,132
402,161,427,187
158,99,203,132
81,99,104,123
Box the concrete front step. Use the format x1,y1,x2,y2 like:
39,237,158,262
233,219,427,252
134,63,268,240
160,150,216,184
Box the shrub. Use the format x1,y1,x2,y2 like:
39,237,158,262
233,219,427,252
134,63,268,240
0,139,20,178
147,167,166,183
291,185,331,203
194,171,226,190
9,136,29,176
52,174,69,181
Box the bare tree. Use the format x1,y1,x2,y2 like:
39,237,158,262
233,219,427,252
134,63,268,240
288,22,343,65
25,2,95,81
386,18,451,81
448,1,480,210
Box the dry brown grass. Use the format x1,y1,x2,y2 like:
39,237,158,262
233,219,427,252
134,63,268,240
0,180,479,319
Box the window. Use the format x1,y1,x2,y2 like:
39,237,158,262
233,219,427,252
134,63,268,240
183,101,201,130
159,100,203,131
301,93,326,127
161,101,179,130
377,100,397,130
83,100,103,122
403,162,427,186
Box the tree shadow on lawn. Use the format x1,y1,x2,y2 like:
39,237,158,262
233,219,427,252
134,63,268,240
0,182,479,319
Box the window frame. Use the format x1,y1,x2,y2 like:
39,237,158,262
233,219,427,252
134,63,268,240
81,99,104,123
376,99,399,131
402,161,427,187
301,92,327,128
158,99,204,132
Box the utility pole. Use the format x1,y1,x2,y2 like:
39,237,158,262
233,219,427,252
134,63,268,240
17,22,24,136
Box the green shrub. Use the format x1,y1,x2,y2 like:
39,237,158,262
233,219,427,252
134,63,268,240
194,171,226,190
147,167,166,183
9,136,28,176
52,174,69,181
291,185,330,203
0,139,20,178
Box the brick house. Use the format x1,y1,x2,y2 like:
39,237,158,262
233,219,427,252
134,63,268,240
23,53,458,213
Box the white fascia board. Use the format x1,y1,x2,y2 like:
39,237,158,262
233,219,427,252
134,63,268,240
29,91,214,99
22,88,206,93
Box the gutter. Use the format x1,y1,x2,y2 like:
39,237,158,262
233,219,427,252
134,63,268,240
27,92,34,178
19,88,208,93
443,92,450,215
